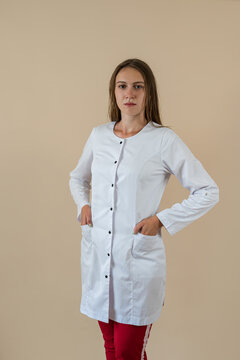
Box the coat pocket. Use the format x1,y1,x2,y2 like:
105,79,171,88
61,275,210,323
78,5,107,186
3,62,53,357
81,224,93,245
80,225,93,296
131,232,163,257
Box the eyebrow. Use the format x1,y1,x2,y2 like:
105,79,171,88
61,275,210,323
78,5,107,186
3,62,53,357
116,81,145,84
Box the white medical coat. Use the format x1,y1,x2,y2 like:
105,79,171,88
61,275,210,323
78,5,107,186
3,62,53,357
69,121,219,326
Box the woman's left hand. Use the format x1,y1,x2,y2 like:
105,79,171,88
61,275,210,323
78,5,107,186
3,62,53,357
133,215,163,235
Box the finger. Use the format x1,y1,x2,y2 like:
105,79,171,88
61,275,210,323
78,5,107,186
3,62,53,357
133,225,139,234
81,216,88,226
133,225,141,234
86,215,92,226
134,220,143,233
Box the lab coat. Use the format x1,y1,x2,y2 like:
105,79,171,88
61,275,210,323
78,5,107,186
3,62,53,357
69,121,219,326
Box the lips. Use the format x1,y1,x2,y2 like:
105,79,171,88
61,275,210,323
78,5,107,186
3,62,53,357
124,103,136,105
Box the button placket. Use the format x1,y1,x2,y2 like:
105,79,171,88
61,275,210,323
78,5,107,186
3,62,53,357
106,139,125,280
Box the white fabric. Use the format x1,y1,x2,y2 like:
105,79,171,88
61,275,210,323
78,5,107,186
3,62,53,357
69,121,219,325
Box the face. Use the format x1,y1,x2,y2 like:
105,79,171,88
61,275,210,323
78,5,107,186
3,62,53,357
114,67,146,120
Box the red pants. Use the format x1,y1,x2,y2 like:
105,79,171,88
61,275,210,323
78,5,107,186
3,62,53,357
98,318,153,360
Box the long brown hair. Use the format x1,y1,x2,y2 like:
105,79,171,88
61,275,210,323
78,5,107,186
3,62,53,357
108,58,171,129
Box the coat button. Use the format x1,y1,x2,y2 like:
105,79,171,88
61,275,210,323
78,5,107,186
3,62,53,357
120,141,122,144
111,184,114,187
105,275,108,278
114,160,117,163
110,207,113,210
109,230,111,234
107,253,110,256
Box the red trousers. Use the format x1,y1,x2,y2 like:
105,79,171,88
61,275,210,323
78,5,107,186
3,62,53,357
98,318,153,360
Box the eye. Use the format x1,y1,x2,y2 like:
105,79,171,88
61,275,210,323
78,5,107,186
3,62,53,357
118,85,143,89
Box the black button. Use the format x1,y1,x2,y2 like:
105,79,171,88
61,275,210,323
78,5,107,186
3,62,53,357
114,160,117,163
120,141,122,144
107,253,110,256
111,184,114,187
110,207,113,210
108,231,111,234
105,275,108,278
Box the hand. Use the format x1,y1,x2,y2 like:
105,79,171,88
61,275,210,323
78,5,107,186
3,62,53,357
133,215,163,235
80,204,93,226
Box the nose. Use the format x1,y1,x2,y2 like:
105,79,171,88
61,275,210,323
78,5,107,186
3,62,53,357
125,88,135,100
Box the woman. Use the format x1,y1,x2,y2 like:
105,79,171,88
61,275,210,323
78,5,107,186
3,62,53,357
69,58,219,360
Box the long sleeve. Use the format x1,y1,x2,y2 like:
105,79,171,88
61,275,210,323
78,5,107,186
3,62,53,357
69,127,95,223
156,129,219,236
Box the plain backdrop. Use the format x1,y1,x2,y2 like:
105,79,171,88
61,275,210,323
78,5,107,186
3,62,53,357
1,0,239,359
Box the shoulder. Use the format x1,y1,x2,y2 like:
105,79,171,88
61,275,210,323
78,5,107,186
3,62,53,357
149,123,192,158
93,122,111,130
156,126,195,160
149,122,179,144
91,121,112,136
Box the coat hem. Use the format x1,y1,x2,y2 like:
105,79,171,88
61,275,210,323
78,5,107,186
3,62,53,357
80,302,164,326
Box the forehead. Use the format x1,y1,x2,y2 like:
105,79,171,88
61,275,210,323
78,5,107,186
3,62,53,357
115,67,144,83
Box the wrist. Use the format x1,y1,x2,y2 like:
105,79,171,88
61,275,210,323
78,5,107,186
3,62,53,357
154,215,163,228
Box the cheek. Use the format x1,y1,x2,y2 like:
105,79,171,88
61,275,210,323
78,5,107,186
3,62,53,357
115,94,123,108
114,92,119,104
115,90,121,101
140,94,146,106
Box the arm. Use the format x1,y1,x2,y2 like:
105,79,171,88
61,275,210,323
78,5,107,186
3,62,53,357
69,127,95,223
156,130,220,236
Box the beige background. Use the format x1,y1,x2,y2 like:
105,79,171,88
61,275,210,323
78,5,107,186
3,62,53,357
1,0,239,359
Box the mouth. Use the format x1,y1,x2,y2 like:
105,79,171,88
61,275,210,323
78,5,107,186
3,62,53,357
124,103,136,106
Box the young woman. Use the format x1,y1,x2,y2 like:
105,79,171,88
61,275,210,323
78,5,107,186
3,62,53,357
69,58,219,360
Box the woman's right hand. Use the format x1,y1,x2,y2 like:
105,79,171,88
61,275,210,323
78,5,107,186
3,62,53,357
80,204,93,226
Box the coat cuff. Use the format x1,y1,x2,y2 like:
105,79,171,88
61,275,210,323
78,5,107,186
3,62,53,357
156,211,177,236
